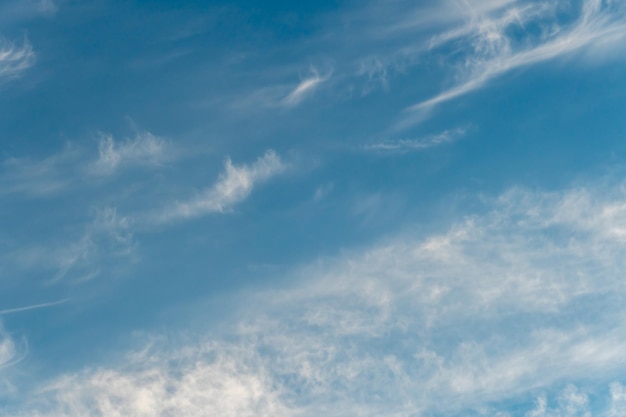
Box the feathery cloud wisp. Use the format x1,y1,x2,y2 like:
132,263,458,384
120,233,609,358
0,146,77,197
4,206,135,284
90,131,169,176
282,68,330,107
400,0,626,126
363,127,466,152
0,128,169,197
0,37,34,81
156,150,285,223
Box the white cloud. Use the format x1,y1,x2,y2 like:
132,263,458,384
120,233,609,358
4,206,135,284
0,333,17,370
11,343,293,417
282,68,330,107
0,128,169,197
0,146,77,197
525,386,591,417
608,383,626,417
156,150,285,223
0,300,68,316
402,0,626,122
362,127,466,152
90,131,169,176
11,180,626,415
0,37,34,81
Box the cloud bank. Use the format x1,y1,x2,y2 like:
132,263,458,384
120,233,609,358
10,180,626,415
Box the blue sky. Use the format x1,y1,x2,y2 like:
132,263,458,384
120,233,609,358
3,0,626,415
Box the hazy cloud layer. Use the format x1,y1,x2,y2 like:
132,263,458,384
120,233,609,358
3,1,626,416
9,181,626,415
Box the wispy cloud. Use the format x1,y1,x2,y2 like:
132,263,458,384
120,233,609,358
281,68,331,107
1,144,280,285
0,37,34,81
90,130,170,176
14,342,292,417
0,0,58,23
0,299,68,316
0,326,24,372
12,180,626,415
402,0,626,122
156,150,285,223
0,129,171,197
50,206,134,283
0,145,77,197
231,67,332,112
5,206,135,283
362,127,466,152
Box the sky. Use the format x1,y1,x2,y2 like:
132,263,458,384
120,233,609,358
3,0,626,415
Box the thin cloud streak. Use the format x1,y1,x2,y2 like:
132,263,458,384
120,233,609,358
0,37,34,81
0,299,69,316
282,68,330,107
0,146,78,197
404,0,626,120
362,127,466,152
155,150,285,223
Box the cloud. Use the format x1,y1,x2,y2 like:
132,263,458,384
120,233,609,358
49,206,134,283
0,326,25,375
1,146,280,285
11,180,626,415
9,342,292,417
90,130,169,176
0,299,68,316
0,37,34,81
362,127,466,152
231,66,332,112
4,206,135,283
0,334,16,370
0,146,78,197
402,0,626,122
281,68,330,107
0,0,58,22
156,150,285,223
0,128,169,197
